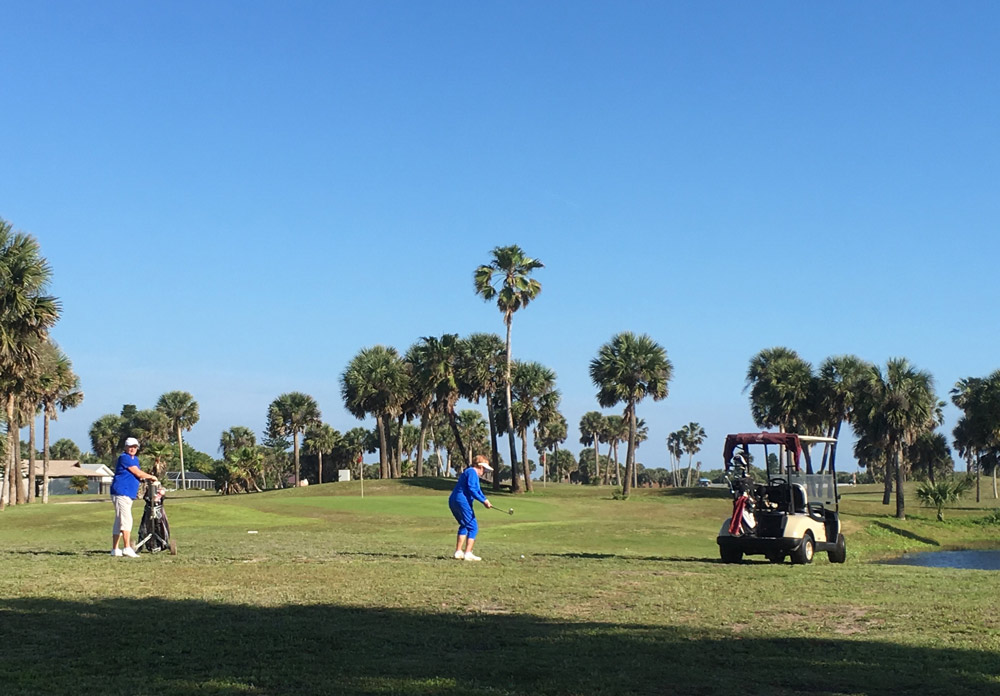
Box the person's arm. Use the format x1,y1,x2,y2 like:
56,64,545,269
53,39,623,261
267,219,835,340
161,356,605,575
127,465,158,483
468,471,491,507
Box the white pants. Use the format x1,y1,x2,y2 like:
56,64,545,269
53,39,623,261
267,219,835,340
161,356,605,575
112,495,134,536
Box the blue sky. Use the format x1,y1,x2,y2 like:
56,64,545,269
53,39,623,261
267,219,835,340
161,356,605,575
2,2,998,473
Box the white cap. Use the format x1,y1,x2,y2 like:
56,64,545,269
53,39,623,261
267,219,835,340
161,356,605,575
124,437,140,448
473,455,493,471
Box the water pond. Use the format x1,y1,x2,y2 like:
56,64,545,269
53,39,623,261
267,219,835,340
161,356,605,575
880,549,1000,570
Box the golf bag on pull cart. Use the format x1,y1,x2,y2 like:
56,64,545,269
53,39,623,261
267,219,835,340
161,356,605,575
134,483,176,554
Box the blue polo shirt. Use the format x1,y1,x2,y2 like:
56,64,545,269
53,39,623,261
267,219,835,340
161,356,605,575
110,452,142,498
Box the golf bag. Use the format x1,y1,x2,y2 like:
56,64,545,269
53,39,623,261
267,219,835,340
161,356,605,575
134,483,174,553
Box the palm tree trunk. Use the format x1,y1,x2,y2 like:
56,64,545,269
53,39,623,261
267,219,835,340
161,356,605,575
317,451,323,485
28,416,36,503
504,321,521,493
395,414,405,478
686,454,694,488
894,446,906,520
622,403,636,498
521,428,533,493
416,407,430,478
178,425,187,490
487,400,501,491
882,458,892,505
447,409,467,470
14,413,25,504
42,409,50,504
376,416,389,479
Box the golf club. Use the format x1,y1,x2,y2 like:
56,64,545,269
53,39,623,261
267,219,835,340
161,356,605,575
491,506,514,516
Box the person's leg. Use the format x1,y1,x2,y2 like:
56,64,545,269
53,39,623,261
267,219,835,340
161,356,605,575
463,516,480,559
118,499,136,556
455,533,467,558
112,496,124,552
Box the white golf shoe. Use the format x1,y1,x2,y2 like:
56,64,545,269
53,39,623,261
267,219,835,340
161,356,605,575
122,547,138,558
463,552,481,562
110,548,123,557
453,550,465,559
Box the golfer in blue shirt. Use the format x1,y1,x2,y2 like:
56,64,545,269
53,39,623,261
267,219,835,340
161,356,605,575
110,437,158,558
449,454,494,561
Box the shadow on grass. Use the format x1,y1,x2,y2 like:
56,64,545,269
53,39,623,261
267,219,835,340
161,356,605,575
871,522,940,546
398,477,459,492
0,597,995,696
537,552,721,564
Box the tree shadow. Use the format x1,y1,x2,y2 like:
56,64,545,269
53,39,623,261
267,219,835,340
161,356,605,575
871,521,940,546
0,597,993,695
537,552,719,564
397,477,461,492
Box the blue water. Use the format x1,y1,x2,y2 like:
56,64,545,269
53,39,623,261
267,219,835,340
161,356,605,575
881,550,1000,570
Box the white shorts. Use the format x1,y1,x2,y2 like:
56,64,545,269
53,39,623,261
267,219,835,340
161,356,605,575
112,495,134,536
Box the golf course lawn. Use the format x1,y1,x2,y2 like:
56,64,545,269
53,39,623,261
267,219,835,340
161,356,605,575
1,479,998,695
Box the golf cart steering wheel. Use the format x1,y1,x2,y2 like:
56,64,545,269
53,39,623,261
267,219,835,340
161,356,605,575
769,477,787,486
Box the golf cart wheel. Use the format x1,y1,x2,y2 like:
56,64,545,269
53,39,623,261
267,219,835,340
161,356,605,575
790,531,815,565
827,534,846,564
168,539,177,556
720,546,743,564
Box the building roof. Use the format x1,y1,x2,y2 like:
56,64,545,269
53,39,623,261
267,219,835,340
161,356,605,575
165,471,215,481
19,460,112,478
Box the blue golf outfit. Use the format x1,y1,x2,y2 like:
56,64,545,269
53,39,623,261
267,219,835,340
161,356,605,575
449,466,488,539
110,452,143,498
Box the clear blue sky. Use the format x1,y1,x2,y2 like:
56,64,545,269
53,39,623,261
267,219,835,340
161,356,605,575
2,2,998,473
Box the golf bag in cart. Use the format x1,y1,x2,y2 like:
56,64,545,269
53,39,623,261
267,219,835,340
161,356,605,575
133,483,176,554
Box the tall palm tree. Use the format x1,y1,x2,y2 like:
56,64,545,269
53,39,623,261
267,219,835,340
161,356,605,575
474,245,543,493
666,430,684,487
745,347,814,432
142,441,171,481
578,411,605,484
535,410,567,484
589,332,672,499
155,391,200,490
341,345,408,479
303,422,340,484
219,426,257,461
681,422,706,487
406,335,468,469
267,392,322,487
458,332,506,490
505,360,558,493
0,220,60,510
853,359,937,519
38,343,82,503
817,355,871,473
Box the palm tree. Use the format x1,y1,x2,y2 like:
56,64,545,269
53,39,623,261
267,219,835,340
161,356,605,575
458,332,506,489
266,392,322,487
666,430,684,487
578,411,605,484
303,422,340,484
505,360,558,493
474,245,543,493
680,422,706,487
142,441,171,481
155,391,199,490
535,410,567,484
341,345,408,479
916,477,972,521
89,413,125,463
745,347,814,432
853,359,937,519
817,355,871,474
406,335,468,469
907,431,953,485
219,426,257,461
0,220,60,510
589,332,672,499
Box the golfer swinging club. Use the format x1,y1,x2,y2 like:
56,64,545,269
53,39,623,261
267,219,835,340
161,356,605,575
449,454,494,561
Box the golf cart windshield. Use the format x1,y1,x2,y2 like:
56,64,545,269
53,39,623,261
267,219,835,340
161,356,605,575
724,432,839,506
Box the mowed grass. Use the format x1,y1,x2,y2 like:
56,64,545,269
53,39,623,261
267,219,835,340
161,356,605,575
1,480,999,696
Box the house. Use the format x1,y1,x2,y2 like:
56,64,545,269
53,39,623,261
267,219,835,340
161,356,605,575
164,470,216,491
15,459,114,497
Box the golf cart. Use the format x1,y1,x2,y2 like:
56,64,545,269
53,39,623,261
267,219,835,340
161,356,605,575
716,432,846,565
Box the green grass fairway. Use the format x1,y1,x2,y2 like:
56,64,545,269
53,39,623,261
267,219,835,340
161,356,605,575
1,480,999,695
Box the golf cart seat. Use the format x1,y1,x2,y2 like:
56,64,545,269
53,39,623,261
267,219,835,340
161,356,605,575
791,483,807,513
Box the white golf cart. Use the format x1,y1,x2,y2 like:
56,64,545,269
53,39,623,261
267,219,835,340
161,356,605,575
716,432,846,565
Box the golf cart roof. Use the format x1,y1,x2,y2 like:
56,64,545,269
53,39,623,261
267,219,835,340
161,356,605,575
723,432,838,471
